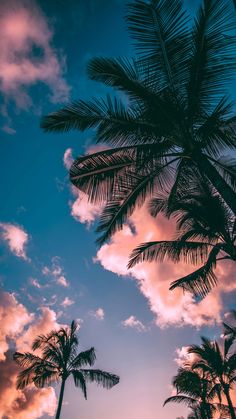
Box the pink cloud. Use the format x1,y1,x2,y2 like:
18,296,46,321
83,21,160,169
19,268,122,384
122,315,147,332
0,0,69,113
0,291,61,418
70,187,102,226
61,296,74,307
0,290,32,361
90,307,105,320
95,204,235,328
0,222,29,260
42,256,70,287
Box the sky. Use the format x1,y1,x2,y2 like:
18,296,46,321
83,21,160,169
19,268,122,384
0,0,235,418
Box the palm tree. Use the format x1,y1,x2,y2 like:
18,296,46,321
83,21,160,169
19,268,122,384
164,365,223,419
128,183,236,297
41,0,236,246
13,321,119,419
188,337,236,419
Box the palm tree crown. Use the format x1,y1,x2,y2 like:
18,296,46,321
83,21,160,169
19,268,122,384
164,365,223,419
128,183,236,297
13,321,119,419
188,337,236,419
41,0,236,246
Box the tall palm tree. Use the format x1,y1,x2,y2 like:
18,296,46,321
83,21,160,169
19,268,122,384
164,365,223,419
13,321,119,419
41,0,236,246
128,184,236,297
188,337,236,419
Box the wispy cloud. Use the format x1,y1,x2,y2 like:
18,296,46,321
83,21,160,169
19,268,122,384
0,222,29,260
61,296,74,308
122,315,147,332
42,256,69,287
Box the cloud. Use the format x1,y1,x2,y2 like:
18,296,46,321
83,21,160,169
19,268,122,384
65,146,104,226
95,204,236,328
42,256,69,287
0,352,56,419
0,222,29,260
61,296,74,307
29,278,41,288
0,290,32,361
0,0,69,112
122,315,147,332
90,307,105,320
70,187,102,226
174,346,197,367
0,291,61,418
63,147,74,170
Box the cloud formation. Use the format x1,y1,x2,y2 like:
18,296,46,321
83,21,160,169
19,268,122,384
0,222,29,260
95,204,236,328
61,296,74,307
0,0,69,111
0,290,60,418
90,307,105,320
42,256,69,287
122,315,147,332
63,148,103,226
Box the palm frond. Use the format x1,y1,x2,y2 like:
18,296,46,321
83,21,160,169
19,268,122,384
128,240,210,269
126,0,190,93
187,0,236,119
80,369,119,389
72,370,87,399
164,394,198,407
71,348,96,369
96,159,175,245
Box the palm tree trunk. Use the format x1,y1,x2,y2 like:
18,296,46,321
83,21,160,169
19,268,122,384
195,154,236,215
224,387,236,419
55,379,66,419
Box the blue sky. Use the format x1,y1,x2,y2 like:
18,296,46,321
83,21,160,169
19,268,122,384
0,0,236,418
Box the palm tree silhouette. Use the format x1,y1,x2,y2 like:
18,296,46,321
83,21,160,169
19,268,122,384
41,0,236,246
163,365,226,419
128,183,236,297
188,337,236,419
13,321,119,419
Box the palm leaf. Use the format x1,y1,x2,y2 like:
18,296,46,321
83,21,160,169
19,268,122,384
80,369,119,389
71,348,96,369
126,0,190,93
72,370,87,399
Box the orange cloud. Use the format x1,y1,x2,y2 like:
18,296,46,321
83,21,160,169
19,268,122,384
95,204,235,328
0,0,69,112
0,291,61,418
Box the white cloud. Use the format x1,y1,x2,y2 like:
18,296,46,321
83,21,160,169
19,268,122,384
0,222,29,260
122,315,147,332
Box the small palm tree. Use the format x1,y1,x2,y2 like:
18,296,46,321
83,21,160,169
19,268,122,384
128,184,236,298
164,366,222,419
188,337,236,419
13,321,119,419
41,0,236,247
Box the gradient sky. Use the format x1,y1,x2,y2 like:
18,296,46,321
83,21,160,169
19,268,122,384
0,0,236,418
